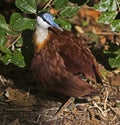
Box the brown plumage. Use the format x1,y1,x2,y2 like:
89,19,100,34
31,25,102,97
31,13,102,97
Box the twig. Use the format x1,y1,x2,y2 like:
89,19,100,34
8,33,21,49
43,0,53,9
0,75,6,86
104,89,109,110
56,97,75,117
92,101,107,118
35,107,60,123
107,103,120,117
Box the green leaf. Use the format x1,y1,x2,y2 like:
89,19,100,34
55,18,71,30
15,0,36,14
54,0,69,9
97,11,117,24
10,13,22,27
0,54,12,65
117,0,120,3
108,43,120,52
0,46,12,54
0,15,9,31
111,19,120,32
108,0,117,11
0,28,6,46
0,15,16,35
109,55,120,68
12,50,26,67
15,37,23,47
60,6,79,18
13,18,35,31
94,0,111,12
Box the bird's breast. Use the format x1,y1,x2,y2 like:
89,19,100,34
31,27,102,97
33,31,52,53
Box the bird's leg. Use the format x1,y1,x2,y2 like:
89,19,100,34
55,97,75,118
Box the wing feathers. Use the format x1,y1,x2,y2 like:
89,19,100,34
31,27,102,97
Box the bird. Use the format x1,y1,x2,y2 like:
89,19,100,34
31,12,102,98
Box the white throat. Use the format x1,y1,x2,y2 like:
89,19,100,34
35,24,48,44
34,16,51,44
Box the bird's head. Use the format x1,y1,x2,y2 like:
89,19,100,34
37,13,62,30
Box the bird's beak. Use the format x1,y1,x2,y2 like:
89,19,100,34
50,21,63,31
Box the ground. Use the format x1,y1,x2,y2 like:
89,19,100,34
0,3,120,125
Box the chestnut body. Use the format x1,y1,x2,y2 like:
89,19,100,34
31,26,102,97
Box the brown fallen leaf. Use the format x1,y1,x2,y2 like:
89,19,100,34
79,5,100,21
5,87,36,106
111,74,120,87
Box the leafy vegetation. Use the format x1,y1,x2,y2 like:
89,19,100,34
94,0,120,68
104,43,120,68
0,0,120,68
